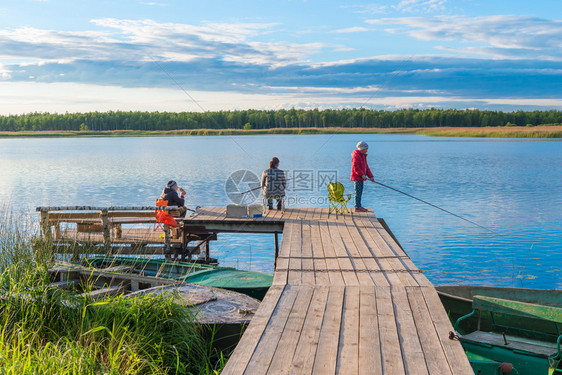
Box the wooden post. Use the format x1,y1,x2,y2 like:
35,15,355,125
204,241,210,263
100,209,111,254
54,223,61,240
40,210,52,241
164,225,171,254
114,224,122,239
274,232,279,269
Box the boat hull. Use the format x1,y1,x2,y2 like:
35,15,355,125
436,285,562,375
82,256,273,300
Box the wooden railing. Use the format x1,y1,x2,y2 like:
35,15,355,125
36,206,181,252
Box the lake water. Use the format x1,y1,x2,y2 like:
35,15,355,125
0,134,560,289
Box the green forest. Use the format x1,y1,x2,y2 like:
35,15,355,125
1,108,561,132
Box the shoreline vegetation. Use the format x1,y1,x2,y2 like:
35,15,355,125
1,108,562,138
0,208,227,374
1,125,562,138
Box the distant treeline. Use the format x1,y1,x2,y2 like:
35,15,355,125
1,108,562,132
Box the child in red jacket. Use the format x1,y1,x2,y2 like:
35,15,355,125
350,141,375,212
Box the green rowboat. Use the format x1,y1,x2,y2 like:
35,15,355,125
81,256,273,300
437,285,562,375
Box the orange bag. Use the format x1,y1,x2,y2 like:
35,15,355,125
155,199,177,228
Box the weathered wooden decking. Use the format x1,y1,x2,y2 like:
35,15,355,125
41,205,471,373
189,207,472,374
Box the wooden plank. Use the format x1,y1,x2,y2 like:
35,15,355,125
243,286,300,375
336,286,360,375
359,287,382,375
407,287,453,375
352,216,413,287
273,222,294,286
419,287,474,374
290,286,330,374
310,221,330,285
300,220,315,286
326,220,359,286
362,257,390,288
283,208,295,221
266,286,315,373
49,212,101,220
316,207,325,221
367,217,408,257
345,224,389,287
210,206,226,220
337,220,378,286
350,219,402,286
402,257,433,287
318,221,345,286
222,285,285,374
311,286,345,375
352,216,395,258
287,220,303,286
48,280,77,289
376,286,406,374
79,285,127,300
392,287,429,375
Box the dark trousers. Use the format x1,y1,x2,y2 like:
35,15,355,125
354,180,364,208
267,198,283,210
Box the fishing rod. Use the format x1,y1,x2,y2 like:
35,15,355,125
237,176,298,195
371,180,496,233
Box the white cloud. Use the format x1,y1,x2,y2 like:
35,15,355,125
394,0,448,13
349,4,389,15
350,0,447,15
369,15,562,59
141,2,168,6
3,81,562,115
333,27,372,33
0,19,311,67
1,18,562,113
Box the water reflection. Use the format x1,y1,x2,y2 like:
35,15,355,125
0,134,560,288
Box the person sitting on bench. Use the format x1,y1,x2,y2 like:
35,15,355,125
159,180,187,217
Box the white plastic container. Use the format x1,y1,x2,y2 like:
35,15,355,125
226,204,248,218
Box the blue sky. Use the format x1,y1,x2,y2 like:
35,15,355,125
1,0,562,114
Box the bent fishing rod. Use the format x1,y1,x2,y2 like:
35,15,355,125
371,180,495,233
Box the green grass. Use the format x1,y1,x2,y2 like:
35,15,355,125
0,208,228,374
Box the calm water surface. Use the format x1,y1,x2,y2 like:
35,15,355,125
0,134,560,289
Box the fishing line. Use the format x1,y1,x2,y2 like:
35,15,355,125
371,180,496,233
148,55,254,160
311,54,417,157
373,180,544,285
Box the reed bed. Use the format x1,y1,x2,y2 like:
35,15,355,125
0,208,226,374
1,125,561,138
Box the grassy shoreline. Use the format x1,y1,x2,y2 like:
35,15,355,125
0,209,226,374
1,125,561,138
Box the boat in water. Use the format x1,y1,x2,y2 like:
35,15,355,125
436,285,562,375
80,256,273,300
50,262,261,352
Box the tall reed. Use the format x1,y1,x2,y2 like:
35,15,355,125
0,208,226,374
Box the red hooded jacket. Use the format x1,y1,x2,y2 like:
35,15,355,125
350,149,373,181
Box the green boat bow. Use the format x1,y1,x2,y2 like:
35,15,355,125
81,256,273,300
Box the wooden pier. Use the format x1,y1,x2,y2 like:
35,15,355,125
39,206,472,373
188,207,472,374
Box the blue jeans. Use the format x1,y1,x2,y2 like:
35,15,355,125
354,180,364,208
